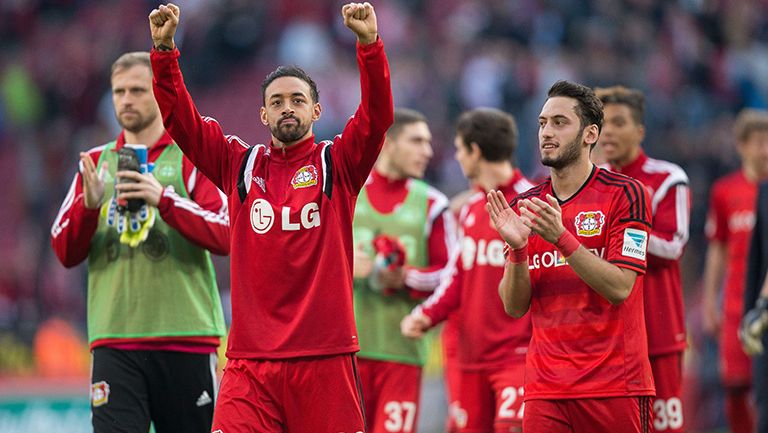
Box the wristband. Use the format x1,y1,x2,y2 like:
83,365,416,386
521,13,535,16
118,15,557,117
504,243,528,264
555,230,580,257
154,43,174,51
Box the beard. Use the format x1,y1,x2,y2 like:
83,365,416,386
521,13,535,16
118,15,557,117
271,116,311,143
117,110,157,134
541,132,584,170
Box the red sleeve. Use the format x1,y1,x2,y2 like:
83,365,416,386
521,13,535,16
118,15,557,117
607,179,652,274
157,157,230,256
50,153,102,267
414,238,463,326
405,204,457,296
648,182,690,261
705,182,728,243
330,38,394,193
151,48,249,195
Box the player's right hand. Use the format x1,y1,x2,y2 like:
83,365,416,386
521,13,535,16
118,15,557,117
149,3,179,49
739,297,768,356
486,190,530,249
400,312,432,339
80,153,106,209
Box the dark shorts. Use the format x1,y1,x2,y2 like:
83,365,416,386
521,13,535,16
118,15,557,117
91,347,217,433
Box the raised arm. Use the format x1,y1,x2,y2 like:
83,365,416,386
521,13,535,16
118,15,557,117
149,3,248,194
331,3,394,192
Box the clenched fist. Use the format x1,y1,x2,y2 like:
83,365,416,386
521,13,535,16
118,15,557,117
342,2,378,45
148,3,180,50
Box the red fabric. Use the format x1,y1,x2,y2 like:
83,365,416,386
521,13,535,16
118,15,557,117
725,388,755,433
610,152,690,356
442,317,462,433
523,397,653,433
706,171,758,382
51,130,230,267
517,167,655,399
151,40,393,359
212,355,365,433
418,171,534,370
357,359,422,433
456,363,525,433
365,170,453,295
649,353,684,432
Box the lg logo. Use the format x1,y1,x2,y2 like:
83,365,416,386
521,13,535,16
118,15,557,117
250,199,321,234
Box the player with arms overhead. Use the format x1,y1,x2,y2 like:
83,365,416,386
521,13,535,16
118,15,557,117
149,3,393,432
487,80,654,433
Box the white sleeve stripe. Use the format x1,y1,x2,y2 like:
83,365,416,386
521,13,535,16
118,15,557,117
163,188,230,226
411,207,458,291
51,174,79,238
648,184,689,259
417,232,462,312
652,173,688,212
186,167,198,194
242,145,262,195
321,141,332,194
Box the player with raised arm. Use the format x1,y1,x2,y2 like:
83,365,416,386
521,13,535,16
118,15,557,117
149,3,393,432
597,86,691,433
401,108,533,433
352,108,456,433
487,81,654,433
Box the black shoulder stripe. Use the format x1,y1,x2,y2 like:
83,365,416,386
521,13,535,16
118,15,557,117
597,171,643,220
510,182,548,207
236,146,256,203
610,259,646,272
322,142,333,200
619,217,652,228
595,176,636,219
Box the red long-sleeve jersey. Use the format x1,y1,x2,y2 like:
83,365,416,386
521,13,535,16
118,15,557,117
415,170,534,370
151,40,393,359
609,151,690,356
51,131,230,265
363,169,456,295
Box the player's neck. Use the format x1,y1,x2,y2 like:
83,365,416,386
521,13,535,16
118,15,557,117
550,157,593,201
476,161,514,192
743,164,768,183
124,120,165,148
374,158,407,181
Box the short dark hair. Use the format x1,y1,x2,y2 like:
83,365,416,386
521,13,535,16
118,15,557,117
111,52,151,77
456,108,518,162
261,65,319,104
595,85,645,125
547,80,604,135
386,108,428,139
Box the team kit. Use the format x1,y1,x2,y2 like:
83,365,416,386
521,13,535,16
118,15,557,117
50,2,768,433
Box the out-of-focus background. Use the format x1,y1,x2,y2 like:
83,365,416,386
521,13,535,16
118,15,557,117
1,0,766,431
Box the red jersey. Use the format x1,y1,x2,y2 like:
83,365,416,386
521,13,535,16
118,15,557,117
516,166,655,400
150,40,393,359
417,170,534,369
609,151,690,356
363,170,456,294
705,171,758,321
50,131,229,350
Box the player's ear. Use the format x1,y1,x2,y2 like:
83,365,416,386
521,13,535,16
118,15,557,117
312,102,322,122
260,106,268,126
583,124,599,148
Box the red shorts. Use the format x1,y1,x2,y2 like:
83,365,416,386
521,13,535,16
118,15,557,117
456,364,525,433
720,314,753,386
357,358,422,433
523,396,653,433
649,353,685,433
212,354,365,433
442,321,461,433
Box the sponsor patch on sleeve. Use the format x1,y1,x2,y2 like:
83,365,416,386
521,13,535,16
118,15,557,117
621,228,648,260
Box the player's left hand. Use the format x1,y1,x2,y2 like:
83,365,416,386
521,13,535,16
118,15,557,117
519,195,566,244
400,311,432,339
739,297,768,356
378,266,406,290
115,171,163,208
342,2,377,45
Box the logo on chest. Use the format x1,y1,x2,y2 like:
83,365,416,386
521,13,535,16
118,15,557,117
250,199,321,234
574,211,605,237
291,165,318,189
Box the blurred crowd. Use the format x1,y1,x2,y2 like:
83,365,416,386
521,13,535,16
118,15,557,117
2,0,768,429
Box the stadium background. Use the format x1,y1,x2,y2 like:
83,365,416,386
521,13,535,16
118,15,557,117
1,0,766,431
